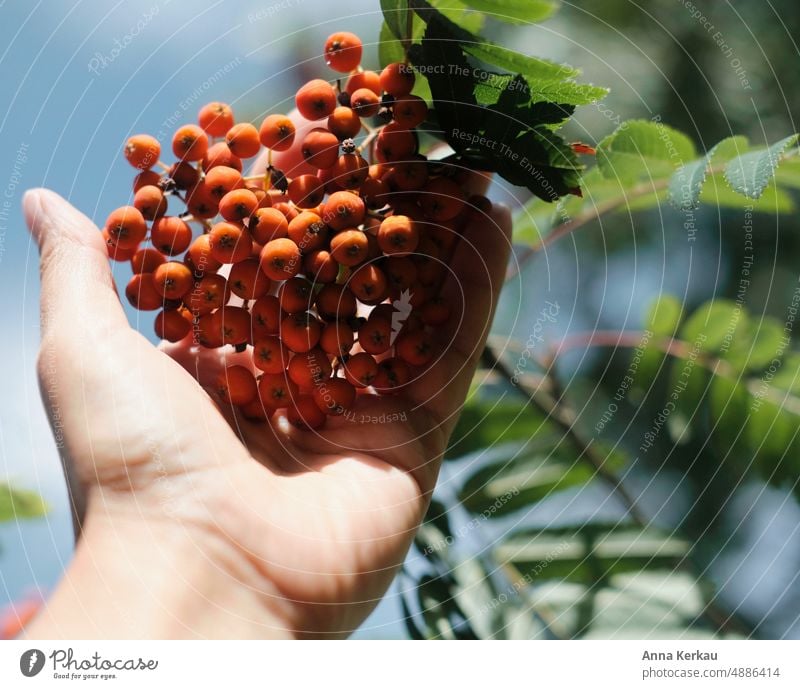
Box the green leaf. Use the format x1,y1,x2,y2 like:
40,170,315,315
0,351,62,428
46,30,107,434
679,299,746,353
0,483,48,522
646,294,683,337
380,0,408,40
458,450,595,518
724,134,799,199
669,136,748,211
461,0,558,24
378,21,406,68
464,43,578,82
597,120,697,184
724,317,785,372
699,172,795,213
446,399,550,459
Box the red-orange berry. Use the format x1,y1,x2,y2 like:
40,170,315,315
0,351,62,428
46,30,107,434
287,348,332,389
376,122,417,163
319,321,354,356
125,273,163,310
377,215,419,255
321,190,365,230
172,124,209,161
154,309,192,342
205,165,244,199
345,71,380,96
324,32,363,73
296,79,337,120
288,174,325,208
208,222,253,264
133,169,161,192
252,336,290,374
360,176,390,209
374,357,410,393
186,234,223,275
218,305,251,346
150,216,192,255
349,263,388,304
104,205,147,249
288,395,327,429
198,101,235,137
350,88,380,117
153,261,193,300
260,237,301,280
281,311,322,353
133,185,167,220
420,177,465,221
343,352,378,388
168,161,201,190
357,315,392,354
301,128,340,169
330,228,369,266
392,96,428,129
131,247,166,274
384,256,418,291
278,277,314,314
240,398,270,421
392,159,428,191
103,231,138,261
219,188,258,222
185,182,219,219
331,153,369,189
124,134,160,170
327,106,362,140
316,283,357,320
395,330,435,367
228,257,271,300
183,273,228,316
203,142,243,171
251,294,283,337
250,207,289,244
287,211,329,253
380,62,415,97
259,113,296,151
304,249,339,284
420,296,451,325
258,372,299,409
225,122,261,158
216,365,257,405
313,377,356,415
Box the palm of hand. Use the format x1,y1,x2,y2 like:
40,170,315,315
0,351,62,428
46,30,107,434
25,182,510,637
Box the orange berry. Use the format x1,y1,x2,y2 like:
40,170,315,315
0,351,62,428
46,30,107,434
331,153,369,189
345,70,380,96
380,63,415,97
384,256,418,291
185,182,219,219
313,377,356,415
168,161,200,190
378,215,419,255
216,365,257,406
203,141,243,171
153,261,193,300
251,294,283,338
349,263,388,304
287,348,332,389
393,96,428,129
186,234,223,275
198,101,235,137
154,308,192,342
260,237,301,280
205,165,244,199
360,176,390,209
124,134,160,170
357,315,391,354
219,188,258,222
125,273,163,310
252,336,290,374
327,106,362,139
392,158,428,191
324,32,363,72
259,113,296,151
103,231,138,261
133,169,161,192
304,249,339,284
218,305,251,346
278,277,314,314
288,211,329,253
225,122,261,158
296,79,337,120
150,216,192,255
208,222,253,264
133,184,167,220
281,311,322,353
374,357,410,393
172,124,209,161
321,190,364,230
250,207,289,244
350,88,380,117
396,330,435,367
301,128,340,169
288,174,325,208
343,352,378,388
258,372,299,409
228,257,271,300
319,321,354,357
316,283,357,321
104,205,147,249
131,247,166,274
420,177,465,221
240,398,270,421
376,122,416,163
330,228,368,266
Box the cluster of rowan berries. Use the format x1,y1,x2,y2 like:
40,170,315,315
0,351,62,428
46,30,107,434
103,31,488,429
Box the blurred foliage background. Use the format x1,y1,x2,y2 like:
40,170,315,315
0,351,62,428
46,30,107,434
2,0,800,639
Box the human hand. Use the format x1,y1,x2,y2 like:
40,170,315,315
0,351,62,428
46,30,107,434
22,145,510,639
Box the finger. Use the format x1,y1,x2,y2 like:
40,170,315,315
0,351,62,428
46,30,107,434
404,202,513,438
23,188,129,342
249,108,318,179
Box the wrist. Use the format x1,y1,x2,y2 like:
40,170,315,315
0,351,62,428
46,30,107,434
27,490,295,639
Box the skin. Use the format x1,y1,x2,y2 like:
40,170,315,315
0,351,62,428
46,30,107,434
21,115,511,639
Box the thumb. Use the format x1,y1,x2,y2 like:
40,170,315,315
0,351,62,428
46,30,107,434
23,188,129,343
